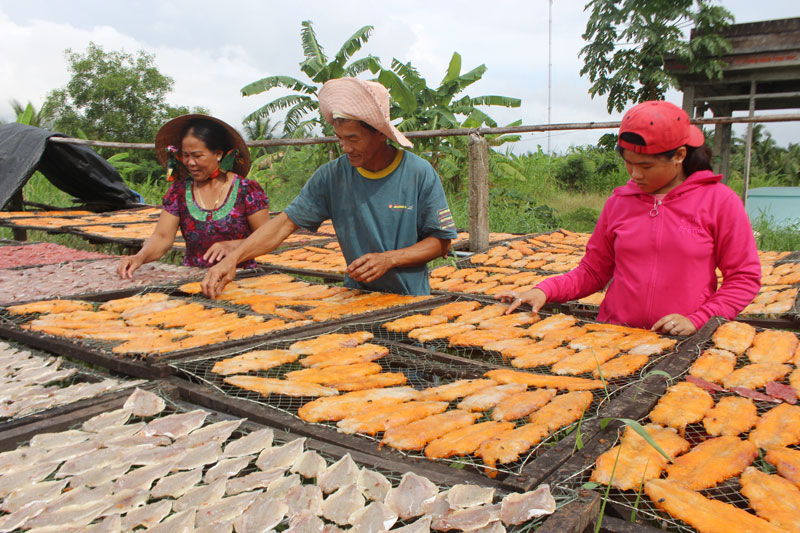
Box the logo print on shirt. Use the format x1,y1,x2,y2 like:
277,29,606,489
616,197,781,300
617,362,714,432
438,208,455,230
388,204,414,210
678,215,705,235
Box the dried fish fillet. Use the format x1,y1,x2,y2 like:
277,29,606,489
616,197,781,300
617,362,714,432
144,409,208,439
645,479,784,533
290,450,327,479
432,503,502,531
749,403,800,450
665,436,757,490
150,467,203,499
122,388,166,417
233,493,287,532
419,379,498,402
485,369,604,391
381,410,480,451
81,408,132,432
746,330,798,364
500,484,557,525
195,490,262,528
448,485,495,509
712,320,756,354
385,472,439,520
225,468,285,496
172,478,227,512
722,363,792,390
300,343,389,368
648,381,713,431
285,484,323,518
297,387,419,423
358,468,391,502
255,437,306,471
458,384,528,412
211,349,300,375
491,389,557,422
337,401,449,435
318,454,359,494
350,501,398,532
689,348,737,384
222,428,274,458
321,484,365,526
702,396,758,436
203,455,254,484
223,375,338,397
740,466,800,531
121,500,172,530
382,314,448,332
764,446,800,487
174,419,242,449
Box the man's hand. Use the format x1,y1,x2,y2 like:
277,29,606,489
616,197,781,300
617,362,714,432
202,241,239,264
118,255,144,280
496,288,547,314
652,314,696,336
201,256,238,298
347,252,395,284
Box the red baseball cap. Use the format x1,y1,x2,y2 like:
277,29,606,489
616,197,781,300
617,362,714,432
618,101,705,154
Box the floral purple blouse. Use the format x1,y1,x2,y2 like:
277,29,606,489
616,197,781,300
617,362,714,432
162,175,269,268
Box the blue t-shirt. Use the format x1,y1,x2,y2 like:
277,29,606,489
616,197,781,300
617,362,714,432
284,150,457,295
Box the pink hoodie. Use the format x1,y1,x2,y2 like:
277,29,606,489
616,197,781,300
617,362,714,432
536,170,761,330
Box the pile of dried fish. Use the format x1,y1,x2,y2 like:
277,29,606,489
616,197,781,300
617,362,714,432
0,341,140,420
0,259,203,305
588,321,800,532
0,388,557,531
0,243,111,269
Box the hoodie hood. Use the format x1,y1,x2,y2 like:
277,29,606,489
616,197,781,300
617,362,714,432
613,169,722,198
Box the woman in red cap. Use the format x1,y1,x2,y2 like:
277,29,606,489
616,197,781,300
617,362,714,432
499,100,761,335
118,115,270,278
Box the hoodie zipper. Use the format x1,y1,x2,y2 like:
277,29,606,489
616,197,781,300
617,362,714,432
650,198,661,217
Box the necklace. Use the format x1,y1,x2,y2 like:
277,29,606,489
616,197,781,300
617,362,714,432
194,178,229,210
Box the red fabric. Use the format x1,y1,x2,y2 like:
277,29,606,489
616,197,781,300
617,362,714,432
536,170,761,330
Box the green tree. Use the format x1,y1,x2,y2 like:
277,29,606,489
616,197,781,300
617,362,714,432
241,21,377,136
580,0,734,113
42,43,206,182
371,52,521,185
10,100,51,128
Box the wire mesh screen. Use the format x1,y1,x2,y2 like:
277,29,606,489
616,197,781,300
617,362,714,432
0,338,143,423
553,322,800,532
170,299,683,480
12,380,563,532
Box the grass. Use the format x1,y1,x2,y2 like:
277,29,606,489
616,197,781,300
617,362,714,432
5,169,800,252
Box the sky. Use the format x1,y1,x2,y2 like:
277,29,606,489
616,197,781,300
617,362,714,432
1,0,798,153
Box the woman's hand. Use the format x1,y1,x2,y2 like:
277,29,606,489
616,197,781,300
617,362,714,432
203,241,240,265
496,288,547,314
118,255,143,279
652,314,696,336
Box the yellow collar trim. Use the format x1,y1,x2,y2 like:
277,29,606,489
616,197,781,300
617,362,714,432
357,149,404,179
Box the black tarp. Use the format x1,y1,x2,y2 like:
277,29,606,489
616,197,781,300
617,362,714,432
0,123,141,210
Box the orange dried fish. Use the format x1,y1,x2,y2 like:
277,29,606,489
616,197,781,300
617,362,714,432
721,363,792,390
591,424,690,491
7,299,94,315
491,388,557,421
336,401,449,435
381,410,480,451
477,391,592,472
626,338,677,356
551,347,621,375
648,381,713,432
482,337,536,354
382,314,448,333
485,369,604,391
289,332,374,355
297,387,420,423
712,320,756,354
211,349,300,375
740,466,800,531
746,330,799,364
284,362,382,384
540,326,587,344
448,327,528,348
689,348,737,384
407,322,475,342
526,314,578,338
330,372,408,391
702,396,758,437
510,347,576,369
457,384,528,412
429,300,482,319
749,403,800,450
614,332,661,352
501,339,561,361
98,292,170,312
452,304,508,324
567,331,625,351
764,446,800,488
477,312,540,330
665,435,757,490
419,379,498,402
299,343,389,368
592,353,650,380
644,479,785,533
223,375,338,397
424,421,514,459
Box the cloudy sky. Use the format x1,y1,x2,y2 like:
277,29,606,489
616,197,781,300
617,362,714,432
1,0,797,152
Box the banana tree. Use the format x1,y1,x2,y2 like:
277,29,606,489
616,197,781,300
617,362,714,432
371,52,521,170
241,21,378,137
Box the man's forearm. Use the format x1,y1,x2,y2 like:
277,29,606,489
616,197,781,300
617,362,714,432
385,236,451,269
228,212,298,263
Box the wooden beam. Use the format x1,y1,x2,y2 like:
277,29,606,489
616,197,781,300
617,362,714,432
8,190,27,241
468,133,490,252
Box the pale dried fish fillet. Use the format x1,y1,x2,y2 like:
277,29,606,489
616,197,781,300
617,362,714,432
225,468,285,496
144,409,207,439
285,484,323,517
255,437,305,471
121,499,172,530
448,485,496,509
222,428,274,458
172,478,227,513
123,388,166,417
203,455,253,484
350,501,398,532
150,467,203,499
321,484,365,525
81,408,132,432
357,468,391,502
233,493,287,532
174,419,242,449
318,453,359,494
500,484,557,525
290,450,327,479
385,472,439,520
195,490,262,528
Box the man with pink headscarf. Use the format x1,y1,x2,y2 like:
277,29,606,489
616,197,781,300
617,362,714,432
202,77,457,297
